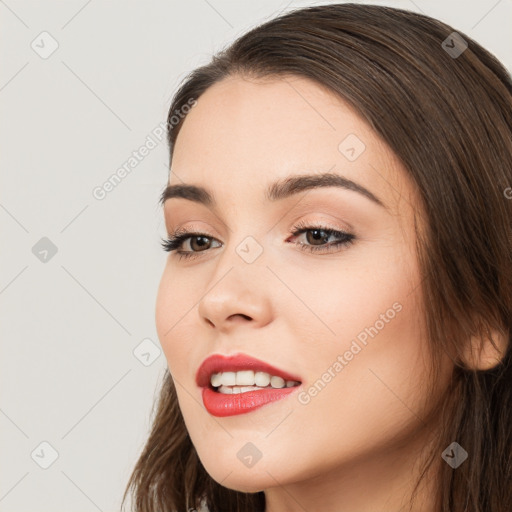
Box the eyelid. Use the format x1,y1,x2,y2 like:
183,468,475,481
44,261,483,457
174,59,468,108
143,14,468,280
284,213,356,238
166,221,219,238
167,217,352,242
170,211,355,236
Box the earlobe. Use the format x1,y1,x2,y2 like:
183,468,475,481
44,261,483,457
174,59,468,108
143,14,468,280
461,325,510,371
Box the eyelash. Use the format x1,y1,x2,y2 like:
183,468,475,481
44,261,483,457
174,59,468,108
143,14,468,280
160,219,355,261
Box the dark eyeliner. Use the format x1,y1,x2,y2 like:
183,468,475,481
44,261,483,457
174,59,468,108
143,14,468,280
161,222,355,259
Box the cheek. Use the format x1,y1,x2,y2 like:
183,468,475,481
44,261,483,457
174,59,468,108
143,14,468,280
281,260,434,473
286,296,431,476
155,267,200,379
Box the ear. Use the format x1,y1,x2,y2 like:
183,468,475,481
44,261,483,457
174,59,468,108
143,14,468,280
461,324,509,371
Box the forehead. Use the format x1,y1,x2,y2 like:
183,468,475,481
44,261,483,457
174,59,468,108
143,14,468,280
170,74,416,215
173,74,371,167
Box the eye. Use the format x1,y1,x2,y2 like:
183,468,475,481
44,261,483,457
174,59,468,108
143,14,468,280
288,219,355,254
161,221,355,260
161,228,221,260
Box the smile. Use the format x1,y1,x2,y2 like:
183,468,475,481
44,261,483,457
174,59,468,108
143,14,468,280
196,353,302,417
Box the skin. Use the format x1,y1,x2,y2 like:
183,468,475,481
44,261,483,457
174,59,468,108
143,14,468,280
156,74,456,512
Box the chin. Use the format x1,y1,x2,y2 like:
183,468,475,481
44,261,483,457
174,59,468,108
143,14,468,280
206,465,271,493
198,444,310,494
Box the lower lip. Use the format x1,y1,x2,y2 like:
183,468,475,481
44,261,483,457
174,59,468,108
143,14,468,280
201,386,299,417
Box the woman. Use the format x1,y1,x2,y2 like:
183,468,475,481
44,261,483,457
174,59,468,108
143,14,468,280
123,3,512,511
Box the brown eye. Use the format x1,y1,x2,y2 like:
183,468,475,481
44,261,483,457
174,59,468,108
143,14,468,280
189,235,212,252
305,229,331,246
289,223,355,255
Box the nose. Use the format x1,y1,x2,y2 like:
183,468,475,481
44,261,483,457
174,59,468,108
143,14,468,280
197,267,273,334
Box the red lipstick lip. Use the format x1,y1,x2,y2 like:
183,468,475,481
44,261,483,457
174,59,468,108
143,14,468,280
196,353,302,388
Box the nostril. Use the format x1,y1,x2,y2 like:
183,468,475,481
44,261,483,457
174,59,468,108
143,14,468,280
228,314,252,321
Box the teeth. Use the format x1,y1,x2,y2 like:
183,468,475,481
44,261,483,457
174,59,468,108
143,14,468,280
220,372,236,386
235,370,254,386
210,373,222,387
218,385,233,394
218,385,262,394
270,376,285,388
210,370,300,391
254,371,270,386
217,384,292,394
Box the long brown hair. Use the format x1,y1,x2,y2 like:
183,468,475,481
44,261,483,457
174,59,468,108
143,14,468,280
122,4,512,511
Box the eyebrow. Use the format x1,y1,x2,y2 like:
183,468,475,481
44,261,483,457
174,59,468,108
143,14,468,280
159,172,386,209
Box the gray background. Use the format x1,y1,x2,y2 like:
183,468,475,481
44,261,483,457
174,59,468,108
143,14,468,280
1,1,510,511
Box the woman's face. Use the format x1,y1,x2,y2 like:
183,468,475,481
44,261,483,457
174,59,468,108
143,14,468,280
156,75,452,496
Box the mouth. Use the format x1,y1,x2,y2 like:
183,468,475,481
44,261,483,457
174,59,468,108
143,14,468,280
196,353,302,417
211,369,300,393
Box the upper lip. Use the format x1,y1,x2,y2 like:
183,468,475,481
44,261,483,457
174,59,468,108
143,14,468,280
196,353,302,388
